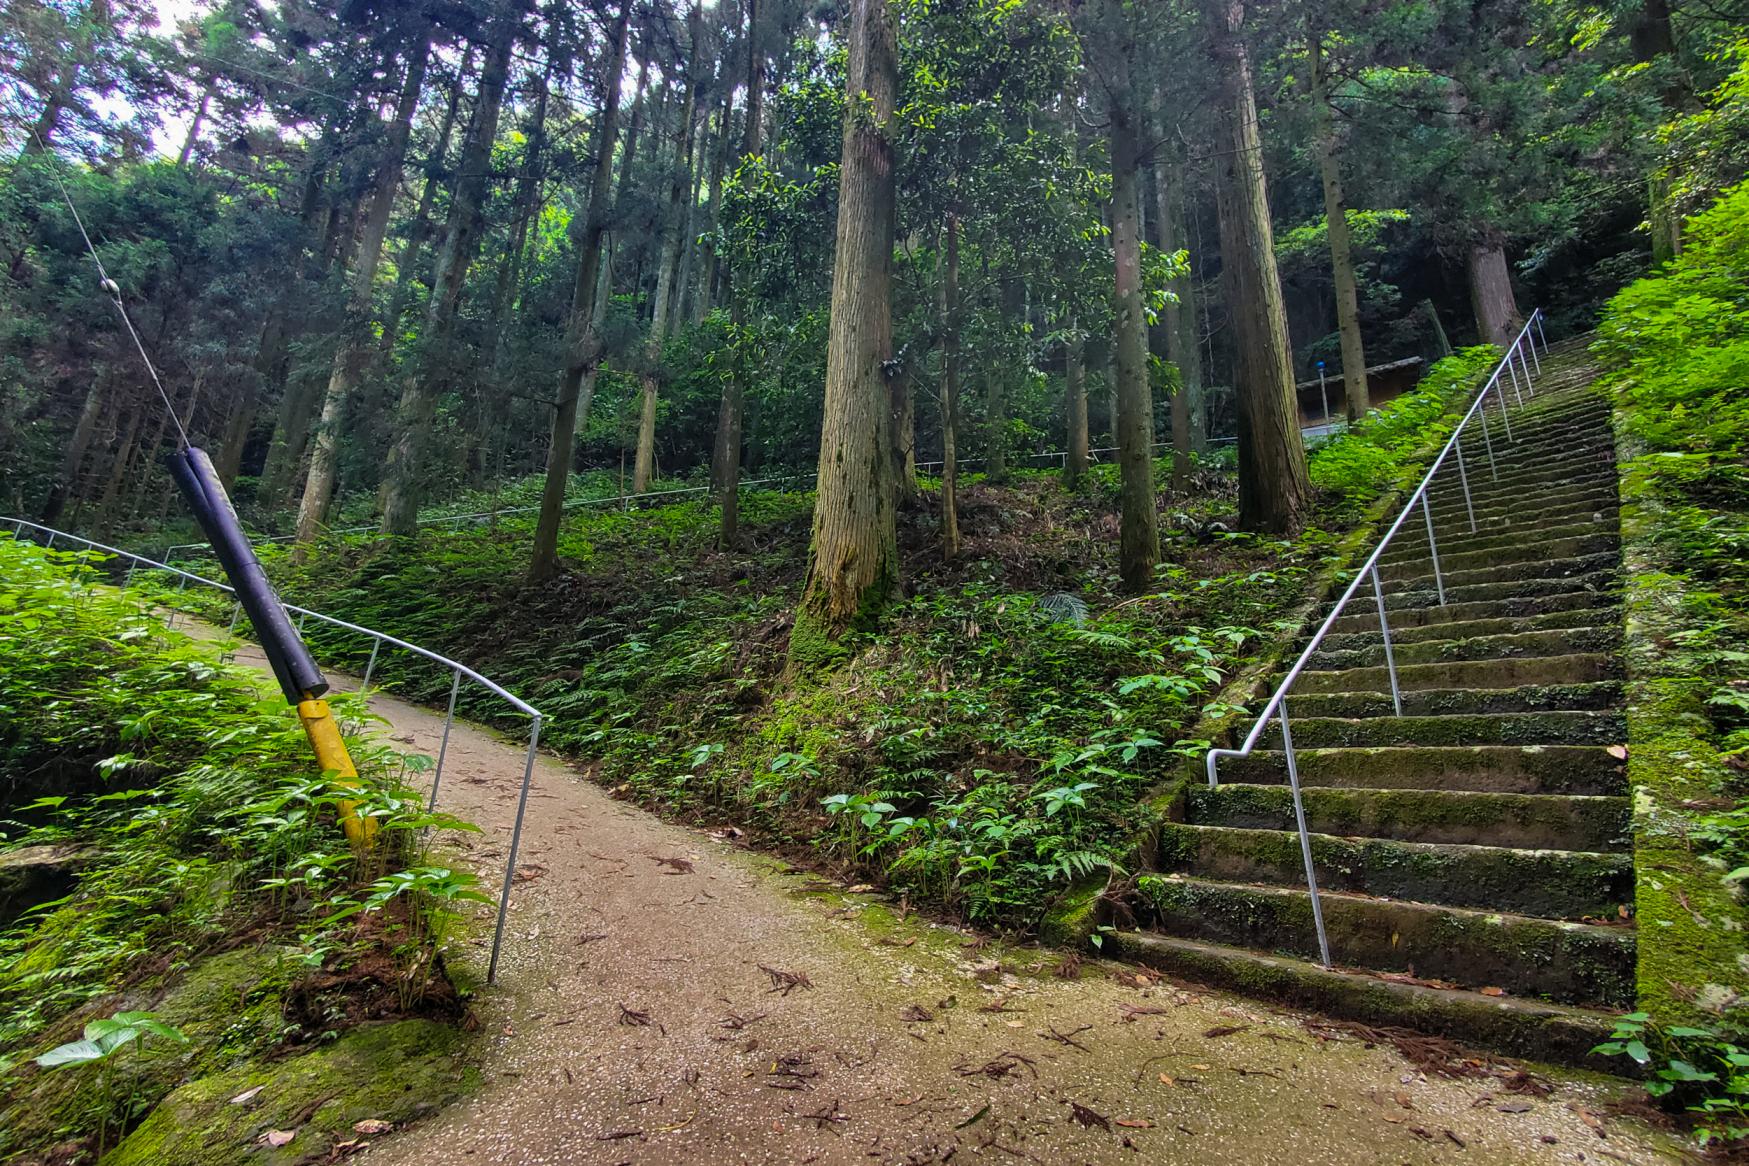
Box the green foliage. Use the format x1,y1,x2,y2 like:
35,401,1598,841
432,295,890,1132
1595,1013,1749,1145
0,535,478,1159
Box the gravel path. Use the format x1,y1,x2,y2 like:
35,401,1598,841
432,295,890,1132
202,630,1684,1166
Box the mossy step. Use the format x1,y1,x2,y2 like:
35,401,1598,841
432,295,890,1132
1382,525,1617,571
1377,550,1620,594
1282,680,1623,719
1294,651,1622,694
1321,608,1610,652
1385,501,1620,551
1382,537,1620,589
1307,624,1621,671
1278,708,1623,748
1187,783,1630,851
1135,876,1634,1006
1156,822,1633,917
1107,932,1618,1067
1214,745,1625,795
1328,589,1609,635
1421,486,1620,530
1216,742,1629,796
1425,460,1618,501
1377,568,1620,611
1381,520,1618,567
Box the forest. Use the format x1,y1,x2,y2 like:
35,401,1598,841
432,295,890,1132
5,0,1749,1162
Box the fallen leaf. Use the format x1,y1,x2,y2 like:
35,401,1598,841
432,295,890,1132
1189,1064,1211,1071
1203,1024,1248,1039
1116,1118,1154,1129
955,1103,991,1130
353,1119,393,1135
262,1130,295,1147
1607,745,1628,760
1394,1090,1415,1110
1158,1074,1176,1086
847,883,876,893
1479,987,1505,997
229,1086,264,1106
1495,1101,1533,1114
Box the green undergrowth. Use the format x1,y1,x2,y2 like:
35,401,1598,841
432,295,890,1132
1592,180,1749,1139
0,538,483,1163
179,348,1503,942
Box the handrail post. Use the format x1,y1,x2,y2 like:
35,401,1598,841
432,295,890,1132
1278,701,1332,968
1371,566,1402,716
228,602,242,634
490,716,544,984
1496,381,1514,442
428,667,462,812
1535,310,1548,354
1478,403,1498,481
1505,353,1524,406
1422,493,1446,605
1519,343,1535,395
1454,434,1476,533
1525,327,1541,377
362,636,382,691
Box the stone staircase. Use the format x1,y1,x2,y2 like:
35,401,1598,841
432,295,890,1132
1116,343,1634,1061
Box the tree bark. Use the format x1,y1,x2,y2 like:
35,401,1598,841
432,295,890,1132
711,0,766,550
1157,157,1206,467
41,379,106,523
293,25,432,556
1107,68,1160,592
1064,320,1087,488
696,90,734,321
940,213,962,557
380,49,470,359
1309,32,1368,421
791,0,899,660
379,1,521,536
633,3,703,495
1205,0,1311,535
1465,238,1521,347
527,0,632,583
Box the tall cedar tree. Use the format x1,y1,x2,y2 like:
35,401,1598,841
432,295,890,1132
790,0,900,662
1204,0,1311,535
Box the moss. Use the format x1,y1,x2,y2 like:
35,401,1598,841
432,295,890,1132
1285,709,1623,749
105,1019,479,1166
1219,742,1627,795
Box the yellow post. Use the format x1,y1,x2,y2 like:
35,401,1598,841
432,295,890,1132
296,697,377,848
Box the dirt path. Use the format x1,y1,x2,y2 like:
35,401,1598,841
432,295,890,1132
202,632,1684,1166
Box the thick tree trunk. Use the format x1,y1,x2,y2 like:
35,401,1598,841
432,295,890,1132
633,4,703,496
941,213,962,557
379,2,520,536
1108,84,1160,592
1466,239,1521,347
527,0,631,583
1205,0,1311,535
293,27,431,556
711,0,766,550
1310,34,1368,420
791,0,899,661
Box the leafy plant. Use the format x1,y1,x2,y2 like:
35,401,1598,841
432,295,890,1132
1595,1013,1749,1146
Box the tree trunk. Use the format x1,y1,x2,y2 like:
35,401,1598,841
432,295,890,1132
633,4,703,495
177,84,211,166
711,0,766,550
527,0,631,583
1107,72,1160,592
41,379,106,523
379,1,520,536
941,213,962,557
1146,146,1189,489
1205,0,1311,535
1064,320,1087,488
1465,238,1521,347
380,49,470,359
696,90,733,321
1309,33,1368,420
293,26,432,556
791,0,899,661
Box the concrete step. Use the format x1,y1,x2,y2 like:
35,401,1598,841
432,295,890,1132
1213,744,1626,796
1135,876,1634,1007
1157,822,1633,918
1276,708,1623,748
1282,680,1623,719
1379,519,1617,567
1187,782,1630,851
1327,589,1610,634
1376,566,1619,611
1320,608,1610,652
1377,550,1619,594
1294,651,1622,694
1383,501,1619,553
1306,624,1620,671
1108,930,1621,1066
1378,541,1609,594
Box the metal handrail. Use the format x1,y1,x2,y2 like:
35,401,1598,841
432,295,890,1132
1202,309,1548,968
3,515,543,984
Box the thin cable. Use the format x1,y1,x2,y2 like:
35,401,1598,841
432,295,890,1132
29,126,190,449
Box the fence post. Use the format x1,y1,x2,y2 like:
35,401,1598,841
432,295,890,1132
1277,702,1332,968
1422,493,1447,605
427,668,463,813
489,716,545,984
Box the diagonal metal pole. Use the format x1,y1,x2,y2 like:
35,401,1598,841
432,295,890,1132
1371,566,1402,716
490,716,545,984
1278,702,1332,968
427,667,463,813
1454,435,1476,533
1422,492,1446,605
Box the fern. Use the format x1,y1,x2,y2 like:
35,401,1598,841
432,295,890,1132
1035,592,1089,626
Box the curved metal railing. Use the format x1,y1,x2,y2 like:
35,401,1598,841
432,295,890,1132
3,515,543,984
1202,309,1548,967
